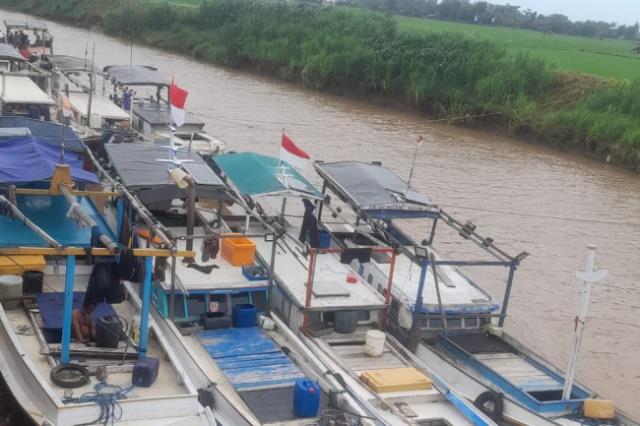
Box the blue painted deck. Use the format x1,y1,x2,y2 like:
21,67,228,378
197,327,304,390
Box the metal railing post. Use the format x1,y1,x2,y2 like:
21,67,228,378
498,261,517,327
60,255,75,365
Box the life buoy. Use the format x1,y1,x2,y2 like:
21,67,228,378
474,390,504,421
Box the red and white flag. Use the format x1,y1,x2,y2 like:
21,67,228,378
169,78,189,127
280,133,310,170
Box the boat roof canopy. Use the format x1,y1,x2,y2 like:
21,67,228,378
0,43,26,61
314,161,439,219
0,117,83,151
68,92,130,120
0,75,55,105
105,143,232,205
135,103,204,127
103,65,170,87
4,19,49,31
47,55,99,74
214,152,322,199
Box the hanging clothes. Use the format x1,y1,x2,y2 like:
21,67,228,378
298,198,320,248
83,261,124,308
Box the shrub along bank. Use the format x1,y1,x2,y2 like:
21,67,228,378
1,0,639,167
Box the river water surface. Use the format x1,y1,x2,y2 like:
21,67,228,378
2,9,639,422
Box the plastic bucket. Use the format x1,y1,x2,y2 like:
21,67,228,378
293,378,320,418
318,231,331,249
0,275,23,310
365,329,386,357
334,310,358,334
233,303,257,328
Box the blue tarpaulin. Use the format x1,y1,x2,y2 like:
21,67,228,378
0,117,83,151
0,136,98,184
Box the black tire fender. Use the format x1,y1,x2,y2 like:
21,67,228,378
50,363,90,389
474,390,504,421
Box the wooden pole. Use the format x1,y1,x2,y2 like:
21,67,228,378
382,250,397,329
301,248,317,334
185,176,196,257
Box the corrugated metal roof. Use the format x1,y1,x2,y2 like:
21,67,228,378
47,55,98,74
103,65,170,86
0,75,54,104
314,161,438,219
68,92,130,120
134,102,203,126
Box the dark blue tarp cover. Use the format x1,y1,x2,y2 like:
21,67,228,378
36,292,116,343
0,136,98,184
0,117,83,151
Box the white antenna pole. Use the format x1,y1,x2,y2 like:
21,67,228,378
562,244,607,400
405,135,423,196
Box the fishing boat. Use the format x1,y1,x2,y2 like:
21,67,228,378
44,55,131,136
2,19,53,58
312,159,637,426
87,141,373,425
0,42,54,119
0,130,214,425
211,151,496,425
102,65,225,153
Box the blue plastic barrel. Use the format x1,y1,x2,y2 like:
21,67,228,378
318,230,331,249
293,378,320,418
232,303,257,328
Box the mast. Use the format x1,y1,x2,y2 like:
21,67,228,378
86,42,95,127
562,245,607,400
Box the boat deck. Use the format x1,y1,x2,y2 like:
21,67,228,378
250,225,386,310
191,326,329,424
316,327,473,425
159,228,268,292
6,269,188,400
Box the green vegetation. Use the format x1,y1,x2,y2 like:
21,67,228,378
0,0,639,168
397,16,640,80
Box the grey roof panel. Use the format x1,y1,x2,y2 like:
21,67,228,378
103,65,170,86
105,143,230,204
134,103,204,127
314,161,437,218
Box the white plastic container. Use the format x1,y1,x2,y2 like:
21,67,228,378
0,275,23,310
365,329,386,357
259,315,275,331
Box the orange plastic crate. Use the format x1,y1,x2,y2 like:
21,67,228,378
221,234,256,266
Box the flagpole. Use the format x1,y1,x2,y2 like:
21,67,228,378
405,135,423,195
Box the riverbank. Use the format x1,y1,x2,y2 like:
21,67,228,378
3,0,639,168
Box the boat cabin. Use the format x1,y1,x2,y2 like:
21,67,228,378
46,55,130,130
3,19,53,58
103,65,223,153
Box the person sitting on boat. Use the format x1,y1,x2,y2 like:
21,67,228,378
72,305,95,344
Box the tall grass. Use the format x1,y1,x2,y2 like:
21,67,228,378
0,0,639,166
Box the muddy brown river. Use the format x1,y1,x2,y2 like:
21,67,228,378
2,9,639,423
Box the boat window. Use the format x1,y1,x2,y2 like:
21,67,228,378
250,290,268,312
207,294,227,314
357,310,370,322
429,318,442,329
231,292,250,307
464,317,478,328
447,318,461,328
187,294,206,317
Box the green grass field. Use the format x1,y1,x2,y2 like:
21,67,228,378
397,16,640,80
155,0,640,80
